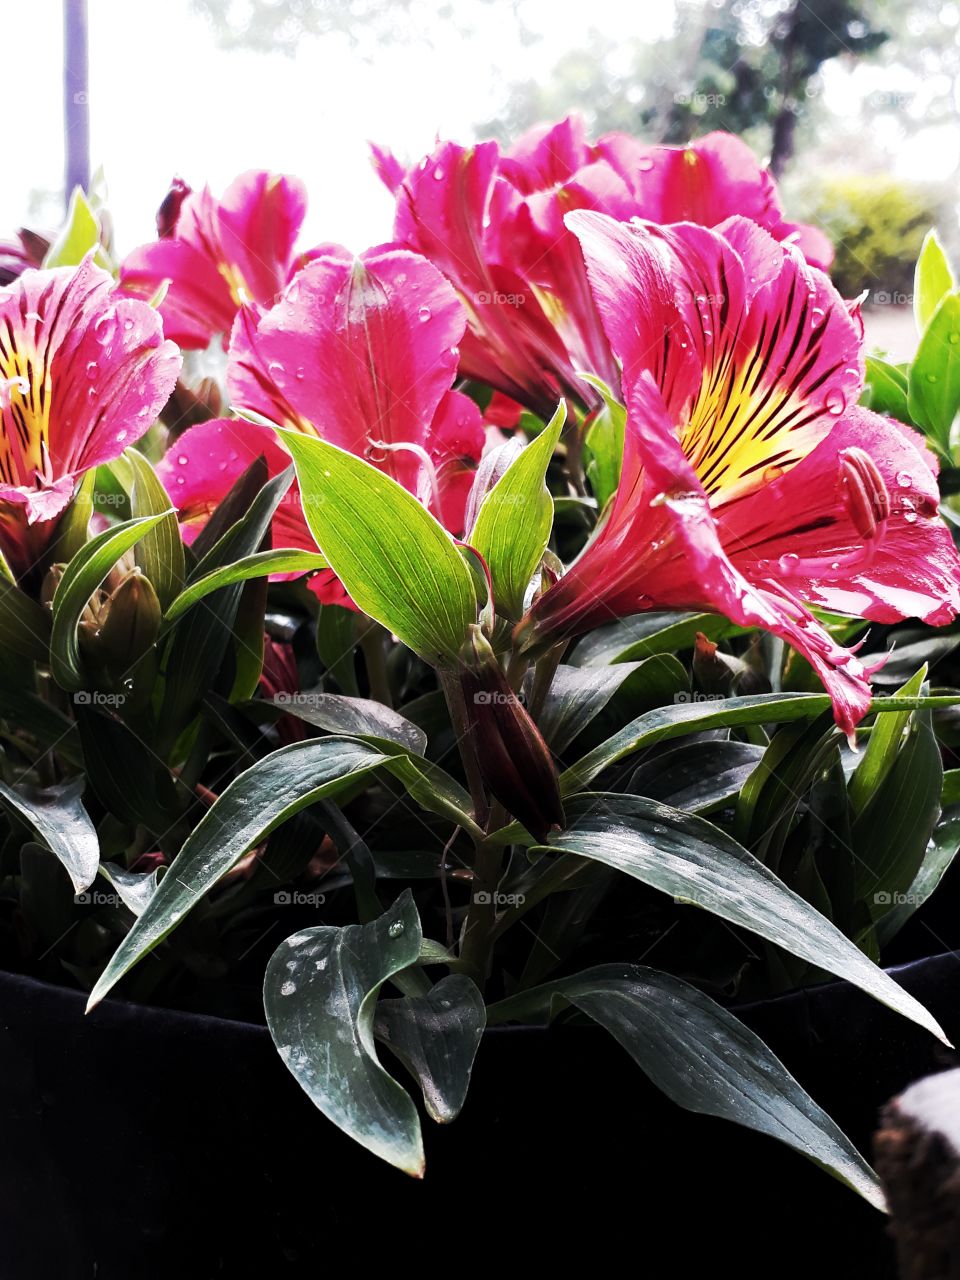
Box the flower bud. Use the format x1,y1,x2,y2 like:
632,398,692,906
458,625,564,842
83,570,161,672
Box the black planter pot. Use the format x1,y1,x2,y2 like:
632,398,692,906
3,952,959,1280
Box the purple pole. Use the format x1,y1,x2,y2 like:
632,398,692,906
63,0,90,203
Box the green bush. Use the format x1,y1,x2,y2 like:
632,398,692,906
797,174,949,300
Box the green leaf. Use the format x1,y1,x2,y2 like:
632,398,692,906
487,965,884,1209
164,549,328,623
0,577,51,661
560,691,960,795
876,804,960,946
316,604,360,696
570,611,741,666
375,974,486,1123
915,230,956,334
282,430,476,664
863,357,910,421
582,375,625,510
907,292,960,454
157,463,292,743
0,777,98,893
125,449,186,612
86,736,479,1009
536,658,686,754
628,740,764,813
50,511,172,691
543,794,947,1044
267,690,427,756
76,706,178,831
98,861,163,917
469,402,564,619
43,187,105,269
852,699,942,924
264,891,425,1175
849,665,926,813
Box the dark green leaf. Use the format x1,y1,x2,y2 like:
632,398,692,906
375,974,486,1123
0,776,98,893
488,965,883,1209
543,794,946,1043
126,448,186,611
264,891,425,1175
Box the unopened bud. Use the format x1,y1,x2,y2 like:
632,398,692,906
458,625,564,842
94,570,162,669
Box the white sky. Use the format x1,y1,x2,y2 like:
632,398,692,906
3,0,957,256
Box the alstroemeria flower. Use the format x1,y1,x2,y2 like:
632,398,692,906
519,211,960,736
382,115,831,415
159,247,485,605
0,258,180,578
120,170,308,349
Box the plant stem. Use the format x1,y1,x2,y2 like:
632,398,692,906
357,617,393,708
458,802,507,987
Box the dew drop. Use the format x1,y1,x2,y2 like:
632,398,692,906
896,469,912,488
824,392,845,415
280,980,296,996
388,920,405,938
177,454,188,466
637,157,654,172
433,165,444,181
94,312,116,345
904,509,918,524
418,305,431,323
810,306,826,329
926,373,938,384
85,360,98,379
950,333,960,345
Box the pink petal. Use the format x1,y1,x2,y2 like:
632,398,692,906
0,259,180,482
529,374,876,735
722,406,960,626
566,209,862,505
121,237,236,347
228,249,468,502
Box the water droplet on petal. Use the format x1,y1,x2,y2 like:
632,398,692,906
824,391,845,415
896,469,912,488
637,157,654,172
85,360,98,379
811,306,826,328
418,305,431,323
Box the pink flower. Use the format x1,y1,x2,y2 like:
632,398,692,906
382,114,832,414
120,170,308,349
0,259,180,578
518,211,960,736
159,248,485,604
